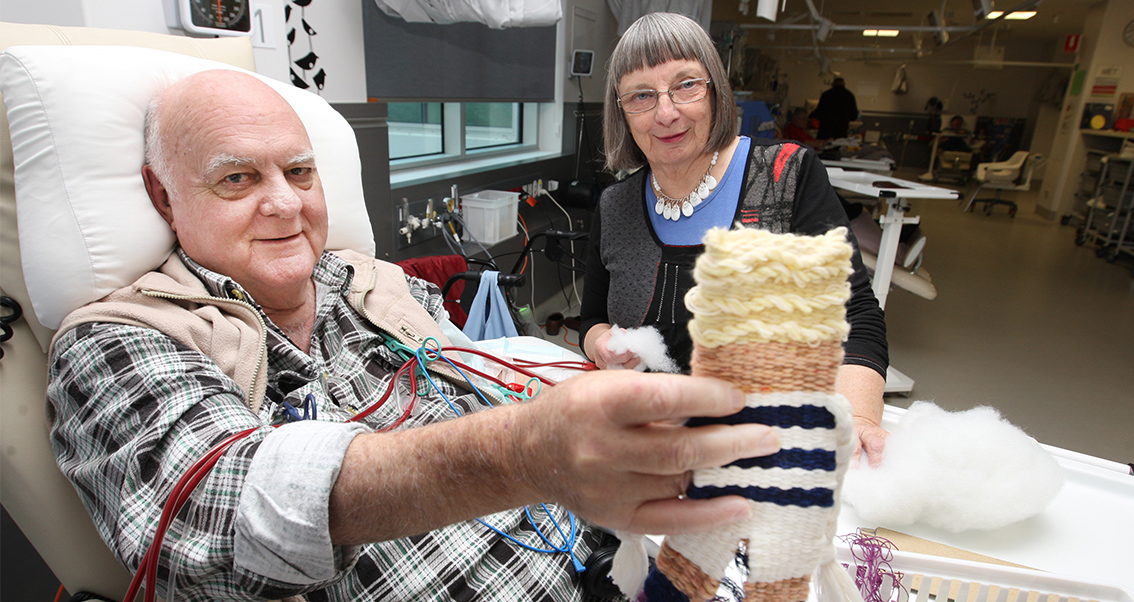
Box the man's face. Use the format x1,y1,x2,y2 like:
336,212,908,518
153,74,328,301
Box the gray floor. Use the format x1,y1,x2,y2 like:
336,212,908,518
878,173,1134,466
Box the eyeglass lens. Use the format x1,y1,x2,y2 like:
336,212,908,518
620,79,709,113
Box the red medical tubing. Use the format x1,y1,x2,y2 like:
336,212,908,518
125,344,592,602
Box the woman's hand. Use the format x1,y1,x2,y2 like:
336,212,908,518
835,364,889,467
853,415,888,468
586,325,641,370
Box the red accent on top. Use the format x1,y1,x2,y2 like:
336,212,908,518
774,143,801,183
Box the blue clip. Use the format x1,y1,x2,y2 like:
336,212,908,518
282,393,318,423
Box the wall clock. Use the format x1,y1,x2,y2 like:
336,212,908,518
166,0,253,37
1124,19,1134,47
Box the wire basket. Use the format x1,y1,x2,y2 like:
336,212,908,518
823,542,1133,602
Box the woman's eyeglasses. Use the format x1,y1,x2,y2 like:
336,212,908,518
617,79,712,114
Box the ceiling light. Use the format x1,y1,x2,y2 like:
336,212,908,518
863,29,879,36
1004,11,1037,19
877,29,900,37
987,10,1004,18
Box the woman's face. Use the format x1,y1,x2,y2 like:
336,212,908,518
618,59,713,172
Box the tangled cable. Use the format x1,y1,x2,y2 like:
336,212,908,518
123,340,595,602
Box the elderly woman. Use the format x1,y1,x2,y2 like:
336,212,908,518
578,12,890,462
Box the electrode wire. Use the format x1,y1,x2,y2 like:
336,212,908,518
127,341,593,601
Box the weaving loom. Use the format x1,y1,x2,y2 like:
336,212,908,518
614,227,866,602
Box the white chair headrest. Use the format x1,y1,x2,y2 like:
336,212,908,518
1,45,374,332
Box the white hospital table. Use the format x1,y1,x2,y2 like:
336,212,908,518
836,405,1134,595
821,156,896,174
825,168,961,394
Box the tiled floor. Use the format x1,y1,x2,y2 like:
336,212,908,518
879,175,1134,465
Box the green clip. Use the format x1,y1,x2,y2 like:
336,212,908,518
379,331,418,361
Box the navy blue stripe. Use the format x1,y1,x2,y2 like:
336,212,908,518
686,485,835,508
725,448,836,471
686,405,835,429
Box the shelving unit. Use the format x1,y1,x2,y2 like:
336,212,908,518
1075,153,1134,265
1063,149,1107,227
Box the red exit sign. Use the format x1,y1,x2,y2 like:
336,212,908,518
1064,34,1081,53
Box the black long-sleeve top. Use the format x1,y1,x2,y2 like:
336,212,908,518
580,139,888,377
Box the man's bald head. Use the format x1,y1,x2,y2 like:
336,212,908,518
144,70,309,192
139,69,328,311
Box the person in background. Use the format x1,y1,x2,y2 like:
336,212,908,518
809,76,859,140
46,69,782,601
941,114,973,153
579,12,890,465
782,108,826,149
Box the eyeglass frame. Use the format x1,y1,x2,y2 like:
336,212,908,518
616,78,713,114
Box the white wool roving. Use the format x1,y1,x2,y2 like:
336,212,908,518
843,401,1064,532
605,325,681,373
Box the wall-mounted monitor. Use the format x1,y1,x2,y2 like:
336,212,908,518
571,49,594,77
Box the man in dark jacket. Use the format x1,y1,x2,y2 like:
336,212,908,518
810,77,859,139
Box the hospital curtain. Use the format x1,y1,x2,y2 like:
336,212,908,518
362,0,557,102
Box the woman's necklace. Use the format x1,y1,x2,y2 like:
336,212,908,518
651,151,719,221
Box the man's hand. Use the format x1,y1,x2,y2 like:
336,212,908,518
521,371,780,535
330,371,779,545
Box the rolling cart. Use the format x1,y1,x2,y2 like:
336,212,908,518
1075,153,1134,266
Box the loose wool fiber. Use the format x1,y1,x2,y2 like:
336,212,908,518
605,325,681,373
842,401,1065,532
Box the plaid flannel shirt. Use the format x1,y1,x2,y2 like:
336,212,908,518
48,250,614,601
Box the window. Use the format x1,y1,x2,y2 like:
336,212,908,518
389,102,541,173
388,102,443,160
465,103,521,150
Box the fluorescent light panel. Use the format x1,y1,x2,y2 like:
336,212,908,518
862,29,899,37
987,10,1004,18
1004,10,1036,19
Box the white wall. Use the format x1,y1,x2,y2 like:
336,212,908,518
1038,0,1134,219
0,0,84,26
0,0,368,102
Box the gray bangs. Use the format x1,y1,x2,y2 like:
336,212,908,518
608,14,710,87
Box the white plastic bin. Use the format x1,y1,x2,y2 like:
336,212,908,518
461,190,519,245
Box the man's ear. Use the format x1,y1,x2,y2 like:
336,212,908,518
142,164,176,230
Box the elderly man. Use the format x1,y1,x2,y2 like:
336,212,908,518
46,70,779,601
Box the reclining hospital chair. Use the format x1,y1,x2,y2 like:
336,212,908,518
962,151,1041,218
1,21,375,600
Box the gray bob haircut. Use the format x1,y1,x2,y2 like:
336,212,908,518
603,12,737,173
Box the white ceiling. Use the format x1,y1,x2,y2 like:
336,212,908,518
713,0,1102,54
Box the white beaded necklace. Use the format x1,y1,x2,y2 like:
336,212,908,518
651,151,719,221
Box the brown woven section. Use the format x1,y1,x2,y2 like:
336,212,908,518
744,575,812,602
656,541,720,601
690,340,842,393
